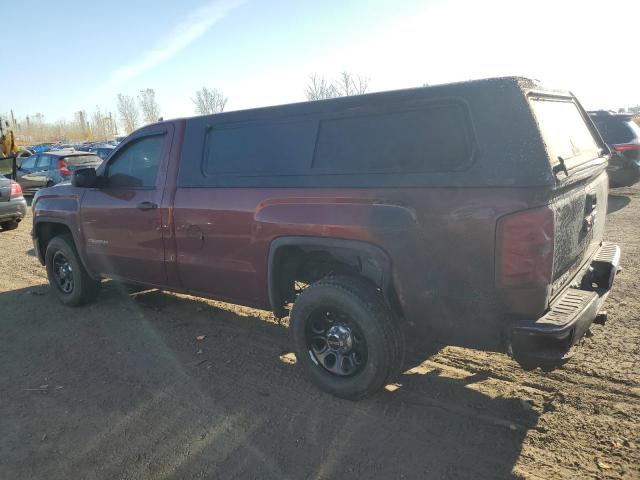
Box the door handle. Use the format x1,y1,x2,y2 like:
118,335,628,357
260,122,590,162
137,201,158,211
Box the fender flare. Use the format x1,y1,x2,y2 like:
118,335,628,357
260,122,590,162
33,216,99,280
267,236,393,317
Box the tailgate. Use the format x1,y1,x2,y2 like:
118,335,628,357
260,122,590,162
528,95,610,299
550,171,608,297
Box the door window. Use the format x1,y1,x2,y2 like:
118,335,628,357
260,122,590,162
106,135,164,188
19,155,37,170
36,155,51,169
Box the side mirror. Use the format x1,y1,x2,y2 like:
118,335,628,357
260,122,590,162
72,167,97,188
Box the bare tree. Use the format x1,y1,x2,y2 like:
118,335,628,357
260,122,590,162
304,74,337,101
117,94,139,134
305,72,369,101
91,107,113,141
192,87,227,115
74,110,88,139
9,109,115,143
335,71,369,96
138,88,161,124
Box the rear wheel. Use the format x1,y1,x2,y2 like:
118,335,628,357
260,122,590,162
290,275,405,400
45,234,100,306
0,220,19,231
45,180,55,188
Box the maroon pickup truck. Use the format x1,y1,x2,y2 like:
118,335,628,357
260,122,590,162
32,77,620,399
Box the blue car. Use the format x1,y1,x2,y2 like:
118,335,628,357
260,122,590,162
29,143,54,154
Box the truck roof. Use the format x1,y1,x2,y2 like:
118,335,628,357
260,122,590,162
165,76,566,126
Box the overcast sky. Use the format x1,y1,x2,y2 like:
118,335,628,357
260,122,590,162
4,0,639,125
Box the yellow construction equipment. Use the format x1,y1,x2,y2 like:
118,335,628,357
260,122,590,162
0,119,31,179
0,120,20,158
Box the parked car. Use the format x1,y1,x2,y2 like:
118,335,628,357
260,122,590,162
88,144,115,160
74,143,95,152
16,150,102,195
28,143,54,154
0,178,27,230
588,110,640,187
32,77,620,399
50,143,73,151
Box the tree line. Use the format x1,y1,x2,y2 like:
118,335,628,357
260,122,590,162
4,85,232,144
7,71,372,143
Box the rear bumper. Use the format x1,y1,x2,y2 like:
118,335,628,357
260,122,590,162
0,197,28,222
508,243,620,369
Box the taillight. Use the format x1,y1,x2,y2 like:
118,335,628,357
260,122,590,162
496,206,554,288
612,144,640,152
58,159,71,176
10,181,22,198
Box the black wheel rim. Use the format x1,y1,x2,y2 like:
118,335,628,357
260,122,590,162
52,251,74,294
305,307,368,377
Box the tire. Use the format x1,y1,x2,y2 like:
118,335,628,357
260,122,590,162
45,181,55,188
290,275,405,400
45,234,100,306
1,220,20,231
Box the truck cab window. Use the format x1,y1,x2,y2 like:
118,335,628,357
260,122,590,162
106,135,163,188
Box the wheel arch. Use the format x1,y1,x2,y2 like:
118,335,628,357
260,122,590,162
34,217,99,280
267,236,402,319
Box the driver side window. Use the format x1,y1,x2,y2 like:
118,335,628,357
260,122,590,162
106,135,164,188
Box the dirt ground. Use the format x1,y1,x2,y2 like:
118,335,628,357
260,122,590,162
0,187,638,480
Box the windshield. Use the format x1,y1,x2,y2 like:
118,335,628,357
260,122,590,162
530,98,601,169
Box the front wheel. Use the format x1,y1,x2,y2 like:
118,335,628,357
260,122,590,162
45,234,100,306
290,275,405,400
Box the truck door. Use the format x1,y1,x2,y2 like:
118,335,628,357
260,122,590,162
80,125,174,285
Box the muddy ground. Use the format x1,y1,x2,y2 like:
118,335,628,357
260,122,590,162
0,187,638,480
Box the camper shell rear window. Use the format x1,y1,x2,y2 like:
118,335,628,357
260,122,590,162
529,96,601,170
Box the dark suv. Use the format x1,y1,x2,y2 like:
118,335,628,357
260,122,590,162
31,77,620,399
17,150,102,195
588,110,640,187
